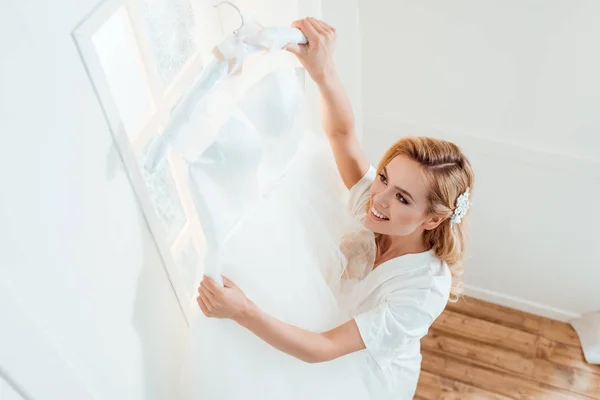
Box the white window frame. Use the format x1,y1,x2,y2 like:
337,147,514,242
72,0,225,324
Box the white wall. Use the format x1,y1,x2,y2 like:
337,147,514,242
359,0,600,320
1,375,25,400
321,0,363,142
291,0,363,142
0,0,188,398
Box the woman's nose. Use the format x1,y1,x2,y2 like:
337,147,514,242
373,192,389,208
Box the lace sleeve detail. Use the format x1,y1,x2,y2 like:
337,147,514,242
337,166,377,280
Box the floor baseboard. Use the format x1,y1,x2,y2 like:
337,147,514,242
463,284,581,322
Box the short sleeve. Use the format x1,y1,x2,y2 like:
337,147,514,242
348,165,376,218
354,292,435,364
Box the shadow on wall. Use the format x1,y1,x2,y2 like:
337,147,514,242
131,202,192,400
102,136,193,399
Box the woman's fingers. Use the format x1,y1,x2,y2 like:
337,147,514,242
222,275,237,288
306,17,327,35
200,276,218,296
291,18,319,44
284,43,306,56
199,287,216,310
319,19,336,33
318,21,336,38
197,295,209,315
288,17,337,84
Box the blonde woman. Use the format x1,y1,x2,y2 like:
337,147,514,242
197,17,474,399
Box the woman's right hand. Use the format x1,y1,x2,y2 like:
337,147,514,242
286,17,337,85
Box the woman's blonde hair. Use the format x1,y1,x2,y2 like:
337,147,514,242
372,137,474,301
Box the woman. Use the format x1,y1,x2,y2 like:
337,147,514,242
197,17,474,399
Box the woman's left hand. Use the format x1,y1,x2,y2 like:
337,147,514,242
197,276,250,322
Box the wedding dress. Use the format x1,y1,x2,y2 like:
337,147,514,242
180,130,374,399
156,21,372,400
169,19,449,400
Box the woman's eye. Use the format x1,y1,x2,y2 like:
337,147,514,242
379,174,387,184
396,193,408,205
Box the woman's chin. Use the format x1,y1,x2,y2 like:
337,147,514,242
364,219,386,235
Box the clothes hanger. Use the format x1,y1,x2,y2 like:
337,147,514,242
213,1,245,35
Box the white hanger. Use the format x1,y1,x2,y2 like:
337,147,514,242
214,1,245,34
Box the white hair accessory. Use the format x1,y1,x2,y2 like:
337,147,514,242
450,188,471,226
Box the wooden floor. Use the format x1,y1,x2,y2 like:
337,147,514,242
415,297,600,400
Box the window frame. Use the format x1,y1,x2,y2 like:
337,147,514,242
72,0,224,324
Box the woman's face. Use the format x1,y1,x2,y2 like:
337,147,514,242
365,155,440,236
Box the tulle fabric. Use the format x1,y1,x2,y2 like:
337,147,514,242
165,38,378,396
178,130,375,399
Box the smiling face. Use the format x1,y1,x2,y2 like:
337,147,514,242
366,136,475,300
364,155,443,237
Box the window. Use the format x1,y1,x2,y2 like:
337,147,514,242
73,0,224,322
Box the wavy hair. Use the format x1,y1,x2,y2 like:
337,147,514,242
371,137,474,301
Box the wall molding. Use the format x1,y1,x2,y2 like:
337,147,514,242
464,284,581,322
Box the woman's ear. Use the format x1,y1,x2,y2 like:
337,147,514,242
423,215,446,231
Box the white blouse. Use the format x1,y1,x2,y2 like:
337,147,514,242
346,166,452,399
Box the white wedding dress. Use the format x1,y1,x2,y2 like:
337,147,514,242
176,71,376,398
171,21,450,399
165,23,374,400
